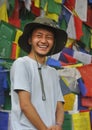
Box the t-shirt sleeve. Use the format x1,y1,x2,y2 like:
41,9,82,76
10,58,31,92
56,72,64,103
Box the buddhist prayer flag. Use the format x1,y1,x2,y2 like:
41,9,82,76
64,0,87,21
0,111,9,130
72,111,91,130
74,15,83,40
64,93,76,111
0,1,8,22
77,64,92,97
9,0,20,28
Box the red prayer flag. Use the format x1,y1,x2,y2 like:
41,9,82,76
77,64,92,97
64,0,76,11
9,0,20,28
31,1,40,16
11,42,17,60
84,5,92,28
74,15,83,40
63,53,77,63
81,96,92,107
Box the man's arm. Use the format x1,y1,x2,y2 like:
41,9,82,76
17,90,50,130
55,101,64,129
49,101,64,130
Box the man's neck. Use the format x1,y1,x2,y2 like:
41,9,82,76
28,53,46,65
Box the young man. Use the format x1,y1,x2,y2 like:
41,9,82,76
10,16,67,130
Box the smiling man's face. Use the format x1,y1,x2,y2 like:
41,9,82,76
29,28,54,57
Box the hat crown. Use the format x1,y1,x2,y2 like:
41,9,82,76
33,17,59,29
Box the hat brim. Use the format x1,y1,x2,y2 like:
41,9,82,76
18,22,67,56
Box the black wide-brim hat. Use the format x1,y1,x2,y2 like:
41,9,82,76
18,16,68,56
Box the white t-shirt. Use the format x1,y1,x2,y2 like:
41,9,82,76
10,56,64,130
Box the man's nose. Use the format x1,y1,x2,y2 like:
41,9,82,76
40,36,47,43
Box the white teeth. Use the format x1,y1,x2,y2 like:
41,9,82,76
39,45,47,48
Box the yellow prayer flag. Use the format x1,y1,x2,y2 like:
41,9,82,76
0,1,8,22
65,38,75,48
34,0,40,8
64,93,76,111
62,76,69,86
54,0,63,3
14,29,23,58
15,29,23,43
64,63,83,68
46,13,59,22
43,2,48,12
72,111,91,130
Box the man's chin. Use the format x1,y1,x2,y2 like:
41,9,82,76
37,52,49,57
38,53,47,57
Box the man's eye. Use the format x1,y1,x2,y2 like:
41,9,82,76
46,36,53,39
37,35,41,38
